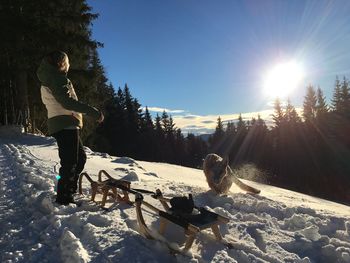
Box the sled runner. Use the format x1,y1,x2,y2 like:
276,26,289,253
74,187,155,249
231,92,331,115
116,185,231,252
78,170,132,207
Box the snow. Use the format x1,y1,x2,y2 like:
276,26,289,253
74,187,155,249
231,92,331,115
60,229,91,263
0,126,349,263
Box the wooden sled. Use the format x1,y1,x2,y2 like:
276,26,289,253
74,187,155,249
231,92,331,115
130,189,230,252
78,170,132,207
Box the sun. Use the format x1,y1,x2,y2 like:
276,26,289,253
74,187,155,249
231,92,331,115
263,60,304,98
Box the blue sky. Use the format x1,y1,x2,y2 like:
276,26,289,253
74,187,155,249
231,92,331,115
87,0,350,134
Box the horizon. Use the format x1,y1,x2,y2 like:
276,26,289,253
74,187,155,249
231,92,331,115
87,0,350,134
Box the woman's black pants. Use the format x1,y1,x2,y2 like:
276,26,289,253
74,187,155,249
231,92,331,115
52,129,86,202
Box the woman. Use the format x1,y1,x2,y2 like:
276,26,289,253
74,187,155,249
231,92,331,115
37,51,104,205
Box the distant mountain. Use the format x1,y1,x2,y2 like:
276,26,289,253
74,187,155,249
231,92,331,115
197,133,211,142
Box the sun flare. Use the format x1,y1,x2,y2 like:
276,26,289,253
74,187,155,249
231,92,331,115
263,61,304,98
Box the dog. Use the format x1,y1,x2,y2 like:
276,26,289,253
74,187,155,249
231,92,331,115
203,153,260,195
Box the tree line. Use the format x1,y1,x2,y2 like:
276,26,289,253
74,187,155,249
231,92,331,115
0,0,110,137
1,1,349,204
85,84,208,167
0,0,207,168
209,78,350,204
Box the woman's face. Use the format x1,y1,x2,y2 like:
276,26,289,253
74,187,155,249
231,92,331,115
58,56,70,73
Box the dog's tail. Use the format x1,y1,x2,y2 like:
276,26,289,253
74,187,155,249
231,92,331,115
228,167,261,194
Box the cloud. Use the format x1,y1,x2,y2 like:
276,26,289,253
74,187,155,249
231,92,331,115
201,120,215,124
182,115,199,119
221,119,236,123
183,125,206,129
172,108,303,135
181,126,215,135
144,107,186,114
144,106,303,135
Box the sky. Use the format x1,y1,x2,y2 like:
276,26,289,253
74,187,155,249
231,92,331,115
87,0,350,134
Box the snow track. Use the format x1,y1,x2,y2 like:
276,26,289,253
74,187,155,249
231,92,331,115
0,139,176,263
1,131,350,263
0,143,48,262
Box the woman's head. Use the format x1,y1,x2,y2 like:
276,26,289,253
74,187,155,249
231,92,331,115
47,50,70,73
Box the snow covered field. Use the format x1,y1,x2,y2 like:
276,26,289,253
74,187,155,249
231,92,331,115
0,126,349,263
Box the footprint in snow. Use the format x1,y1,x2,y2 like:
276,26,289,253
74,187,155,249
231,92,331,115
143,172,158,178
87,214,113,227
246,226,267,253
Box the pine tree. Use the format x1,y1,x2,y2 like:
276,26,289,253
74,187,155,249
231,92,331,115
256,114,266,128
208,116,225,154
142,107,154,131
331,77,342,112
303,85,317,122
316,87,328,120
161,111,170,134
158,111,179,162
116,87,125,111
0,0,102,132
250,117,257,126
167,116,176,136
186,133,208,167
340,77,350,118
215,117,225,136
121,84,143,156
123,84,143,133
154,114,165,160
285,99,300,124
272,98,284,128
237,114,246,132
81,49,115,141
155,114,164,138
138,106,156,160
173,128,186,165
225,121,236,136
